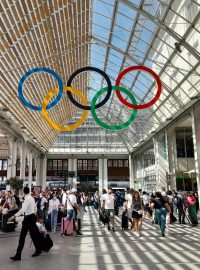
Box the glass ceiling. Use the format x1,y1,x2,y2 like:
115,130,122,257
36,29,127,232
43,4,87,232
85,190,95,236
1,0,200,154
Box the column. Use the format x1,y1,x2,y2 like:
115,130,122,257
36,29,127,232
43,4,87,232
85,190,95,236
153,133,169,192
40,155,47,191
98,158,108,192
27,151,33,190
7,137,17,178
35,156,41,186
129,154,134,189
68,158,77,188
19,141,26,180
191,106,200,208
167,128,177,191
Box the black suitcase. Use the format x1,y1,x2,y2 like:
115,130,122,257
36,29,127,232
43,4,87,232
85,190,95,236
39,233,53,252
122,211,128,230
99,210,109,224
2,212,15,232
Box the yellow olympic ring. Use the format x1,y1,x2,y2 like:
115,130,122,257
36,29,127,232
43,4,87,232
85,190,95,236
42,86,88,131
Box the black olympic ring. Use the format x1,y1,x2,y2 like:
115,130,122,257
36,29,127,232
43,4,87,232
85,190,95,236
67,66,112,110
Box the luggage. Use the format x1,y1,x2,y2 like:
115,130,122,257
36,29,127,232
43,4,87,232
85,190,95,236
99,210,109,224
2,212,15,232
184,208,198,226
41,234,53,252
122,211,128,230
61,217,73,236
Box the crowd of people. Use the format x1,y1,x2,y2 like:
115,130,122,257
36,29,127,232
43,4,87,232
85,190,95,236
97,188,199,237
0,187,199,261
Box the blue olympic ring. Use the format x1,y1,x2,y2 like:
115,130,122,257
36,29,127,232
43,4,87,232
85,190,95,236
18,67,63,111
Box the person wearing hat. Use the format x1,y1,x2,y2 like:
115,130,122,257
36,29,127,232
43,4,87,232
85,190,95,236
65,188,82,236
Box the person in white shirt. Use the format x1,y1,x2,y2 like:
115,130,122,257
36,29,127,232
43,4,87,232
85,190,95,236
102,188,116,231
125,189,134,229
65,189,82,236
142,191,150,218
8,187,42,261
48,192,60,233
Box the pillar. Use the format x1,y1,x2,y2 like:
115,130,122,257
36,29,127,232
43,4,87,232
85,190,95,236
35,156,41,186
191,106,200,208
167,128,177,191
19,141,26,180
129,154,134,189
40,155,47,191
98,158,108,192
68,158,77,188
7,137,17,178
27,151,33,190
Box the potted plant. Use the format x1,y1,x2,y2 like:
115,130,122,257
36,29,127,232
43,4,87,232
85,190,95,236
6,177,24,193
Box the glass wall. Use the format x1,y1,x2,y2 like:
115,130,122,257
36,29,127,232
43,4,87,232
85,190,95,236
176,128,194,158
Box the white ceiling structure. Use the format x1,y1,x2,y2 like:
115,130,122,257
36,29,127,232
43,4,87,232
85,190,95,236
1,0,200,154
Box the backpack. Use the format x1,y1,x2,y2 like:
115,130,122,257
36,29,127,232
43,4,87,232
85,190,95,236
37,198,42,210
175,196,183,207
154,198,165,209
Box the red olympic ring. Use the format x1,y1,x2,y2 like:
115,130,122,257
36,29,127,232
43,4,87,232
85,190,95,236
115,66,162,109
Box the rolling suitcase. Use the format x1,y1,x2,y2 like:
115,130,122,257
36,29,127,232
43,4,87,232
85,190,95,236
122,211,128,230
41,234,53,252
61,217,73,236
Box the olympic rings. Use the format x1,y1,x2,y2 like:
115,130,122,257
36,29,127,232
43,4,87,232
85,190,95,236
42,86,88,131
91,86,137,131
67,66,112,110
18,67,63,111
18,65,162,131
115,66,162,109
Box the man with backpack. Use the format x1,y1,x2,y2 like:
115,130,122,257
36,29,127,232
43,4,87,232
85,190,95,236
174,191,186,224
36,193,48,222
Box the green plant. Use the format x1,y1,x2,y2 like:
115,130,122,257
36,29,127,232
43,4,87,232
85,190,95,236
6,177,24,191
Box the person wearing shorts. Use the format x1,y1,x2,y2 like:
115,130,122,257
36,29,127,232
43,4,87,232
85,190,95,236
102,188,116,231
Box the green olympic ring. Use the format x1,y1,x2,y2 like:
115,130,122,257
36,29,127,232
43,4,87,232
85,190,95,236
91,86,137,131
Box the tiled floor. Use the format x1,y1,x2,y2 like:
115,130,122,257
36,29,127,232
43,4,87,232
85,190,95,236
0,208,200,270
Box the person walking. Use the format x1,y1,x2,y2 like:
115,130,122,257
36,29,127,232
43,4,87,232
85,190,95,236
132,191,143,237
8,187,42,261
102,188,116,231
151,191,171,237
48,192,60,233
125,188,134,230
